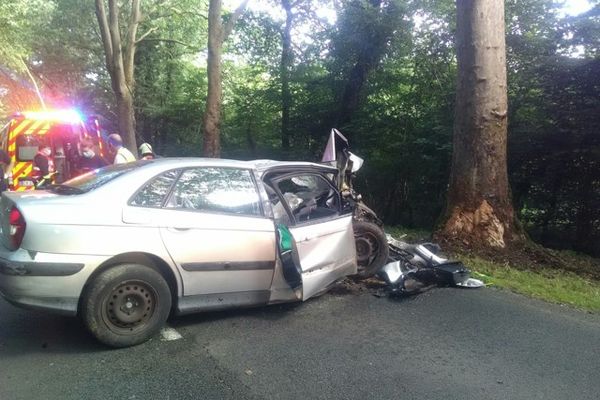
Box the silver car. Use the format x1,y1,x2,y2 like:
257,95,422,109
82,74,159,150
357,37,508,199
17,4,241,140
0,158,357,347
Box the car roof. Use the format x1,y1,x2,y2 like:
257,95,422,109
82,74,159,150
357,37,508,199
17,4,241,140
141,157,337,173
251,159,337,173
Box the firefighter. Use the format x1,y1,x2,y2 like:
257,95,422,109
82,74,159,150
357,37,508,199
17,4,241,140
107,134,136,164
138,142,155,160
77,138,108,174
0,148,12,193
32,142,56,188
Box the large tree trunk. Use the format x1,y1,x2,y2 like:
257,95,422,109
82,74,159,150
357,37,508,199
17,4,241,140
437,0,523,248
95,0,143,153
280,0,294,153
203,0,223,158
202,0,249,158
115,92,136,148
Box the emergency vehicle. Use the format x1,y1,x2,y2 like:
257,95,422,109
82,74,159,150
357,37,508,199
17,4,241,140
0,110,108,190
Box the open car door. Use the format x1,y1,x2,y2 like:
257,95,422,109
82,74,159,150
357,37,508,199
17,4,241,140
269,172,357,300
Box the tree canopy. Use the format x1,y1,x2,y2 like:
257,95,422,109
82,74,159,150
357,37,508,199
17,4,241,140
0,0,598,256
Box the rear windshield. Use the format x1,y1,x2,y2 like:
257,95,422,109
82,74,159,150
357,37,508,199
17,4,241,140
55,161,150,194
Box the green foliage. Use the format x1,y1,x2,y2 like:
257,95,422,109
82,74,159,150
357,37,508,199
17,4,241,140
505,1,600,256
0,0,598,258
132,0,209,155
0,0,55,70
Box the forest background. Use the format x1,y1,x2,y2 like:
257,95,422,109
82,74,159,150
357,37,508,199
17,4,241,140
0,0,598,258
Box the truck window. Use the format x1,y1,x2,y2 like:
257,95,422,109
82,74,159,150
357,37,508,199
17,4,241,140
16,135,41,161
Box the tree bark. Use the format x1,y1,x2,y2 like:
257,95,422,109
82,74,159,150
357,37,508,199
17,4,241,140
18,57,46,110
95,0,142,153
280,0,294,153
436,0,524,248
203,0,223,158
202,0,249,158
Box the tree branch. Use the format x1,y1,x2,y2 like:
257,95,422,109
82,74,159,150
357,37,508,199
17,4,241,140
151,8,209,20
95,0,114,75
124,0,142,87
135,26,158,44
137,37,196,48
19,57,46,110
222,0,250,43
105,0,127,96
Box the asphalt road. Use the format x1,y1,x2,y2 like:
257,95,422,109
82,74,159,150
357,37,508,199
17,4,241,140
1,285,599,400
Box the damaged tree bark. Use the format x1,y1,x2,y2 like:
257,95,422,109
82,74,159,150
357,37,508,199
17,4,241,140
436,0,524,249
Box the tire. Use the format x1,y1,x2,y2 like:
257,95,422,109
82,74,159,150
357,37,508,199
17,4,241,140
353,220,389,279
81,264,172,348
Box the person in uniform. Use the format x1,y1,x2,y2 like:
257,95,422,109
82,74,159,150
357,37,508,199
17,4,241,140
108,134,136,164
77,139,108,174
138,142,155,160
0,148,13,193
32,142,55,188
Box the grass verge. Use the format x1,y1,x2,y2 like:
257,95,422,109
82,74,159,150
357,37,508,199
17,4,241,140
462,256,600,312
386,226,600,313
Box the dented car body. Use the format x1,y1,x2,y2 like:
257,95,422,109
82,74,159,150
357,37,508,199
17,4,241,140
0,158,357,346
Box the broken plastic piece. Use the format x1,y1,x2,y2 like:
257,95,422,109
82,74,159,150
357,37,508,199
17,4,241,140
455,278,485,288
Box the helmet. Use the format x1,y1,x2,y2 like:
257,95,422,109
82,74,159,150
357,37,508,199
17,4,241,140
139,142,153,156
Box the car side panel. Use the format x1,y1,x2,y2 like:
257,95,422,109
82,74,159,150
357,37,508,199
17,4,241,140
154,209,277,296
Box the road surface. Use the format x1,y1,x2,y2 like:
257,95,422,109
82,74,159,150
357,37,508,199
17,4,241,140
1,285,599,399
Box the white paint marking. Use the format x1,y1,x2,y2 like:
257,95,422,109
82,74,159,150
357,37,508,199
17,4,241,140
160,327,183,341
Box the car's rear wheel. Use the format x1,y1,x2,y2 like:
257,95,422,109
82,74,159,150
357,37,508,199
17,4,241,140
81,264,171,348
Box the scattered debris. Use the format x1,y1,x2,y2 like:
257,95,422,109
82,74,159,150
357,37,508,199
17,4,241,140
159,327,183,341
377,234,484,295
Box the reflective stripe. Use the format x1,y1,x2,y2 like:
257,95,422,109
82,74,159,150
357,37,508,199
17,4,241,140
115,147,136,163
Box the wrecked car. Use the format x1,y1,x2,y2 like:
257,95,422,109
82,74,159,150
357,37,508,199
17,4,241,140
0,157,365,347
0,130,480,348
323,129,483,294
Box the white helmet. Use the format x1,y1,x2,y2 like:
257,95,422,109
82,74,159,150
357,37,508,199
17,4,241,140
138,142,153,156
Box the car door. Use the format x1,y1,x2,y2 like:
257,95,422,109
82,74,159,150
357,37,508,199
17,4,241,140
152,167,276,302
269,172,357,300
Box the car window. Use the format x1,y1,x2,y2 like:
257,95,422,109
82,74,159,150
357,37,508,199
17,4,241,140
130,169,180,207
166,167,261,216
58,162,148,193
275,174,339,223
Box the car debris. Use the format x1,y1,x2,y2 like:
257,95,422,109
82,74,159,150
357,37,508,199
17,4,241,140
323,128,484,294
377,234,484,295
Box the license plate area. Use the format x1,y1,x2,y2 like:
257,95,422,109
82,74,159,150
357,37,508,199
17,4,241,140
19,179,34,187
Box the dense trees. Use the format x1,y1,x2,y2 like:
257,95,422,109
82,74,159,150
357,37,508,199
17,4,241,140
0,0,598,256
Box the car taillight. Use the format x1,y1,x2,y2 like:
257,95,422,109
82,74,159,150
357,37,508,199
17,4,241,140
9,206,26,248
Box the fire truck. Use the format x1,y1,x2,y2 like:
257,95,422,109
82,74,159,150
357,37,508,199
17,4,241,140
0,110,108,190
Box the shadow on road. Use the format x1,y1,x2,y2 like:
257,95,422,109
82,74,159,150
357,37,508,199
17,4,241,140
171,300,304,329
0,305,106,357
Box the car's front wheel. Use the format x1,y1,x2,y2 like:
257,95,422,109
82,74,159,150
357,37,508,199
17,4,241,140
353,220,389,279
81,264,171,348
